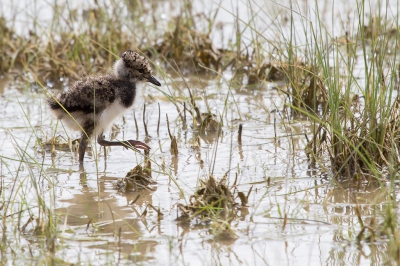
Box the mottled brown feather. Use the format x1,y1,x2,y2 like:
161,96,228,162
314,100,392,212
47,50,161,162
48,74,134,115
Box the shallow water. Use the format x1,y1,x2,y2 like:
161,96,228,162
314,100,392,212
1,0,399,265
0,68,394,265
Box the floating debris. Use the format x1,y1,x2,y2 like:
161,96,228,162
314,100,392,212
198,113,221,134
177,174,251,239
38,135,79,153
116,163,156,192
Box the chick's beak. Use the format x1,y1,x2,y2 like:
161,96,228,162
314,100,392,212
148,75,161,86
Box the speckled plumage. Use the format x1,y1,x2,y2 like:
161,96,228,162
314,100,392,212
48,50,161,162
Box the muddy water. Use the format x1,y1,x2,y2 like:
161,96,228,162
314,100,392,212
0,0,398,265
0,69,392,265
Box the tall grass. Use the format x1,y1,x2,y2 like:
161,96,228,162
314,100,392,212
0,99,59,263
260,0,400,180
263,0,400,262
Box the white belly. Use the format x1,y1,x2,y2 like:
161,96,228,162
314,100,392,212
50,101,128,137
95,101,128,135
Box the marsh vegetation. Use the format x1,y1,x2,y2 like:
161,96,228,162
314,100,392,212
1,0,400,265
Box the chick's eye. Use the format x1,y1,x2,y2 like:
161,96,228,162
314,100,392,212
138,69,145,74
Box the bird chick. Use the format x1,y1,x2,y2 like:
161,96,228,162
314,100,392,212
48,50,161,163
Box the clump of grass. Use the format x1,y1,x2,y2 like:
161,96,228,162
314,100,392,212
116,151,155,192
267,58,328,115
0,3,131,84
149,14,223,71
0,0,275,87
311,7,400,179
177,174,250,239
260,1,400,179
0,17,19,72
184,85,222,135
1,1,171,84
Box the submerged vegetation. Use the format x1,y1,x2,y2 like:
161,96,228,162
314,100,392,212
177,173,250,239
2,0,400,264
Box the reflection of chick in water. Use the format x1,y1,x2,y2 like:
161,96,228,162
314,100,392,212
58,173,159,262
59,167,157,225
